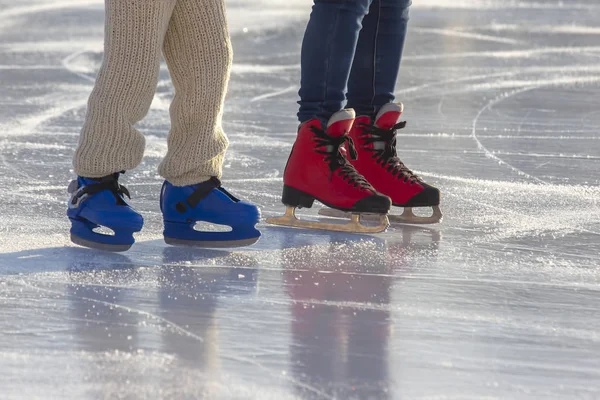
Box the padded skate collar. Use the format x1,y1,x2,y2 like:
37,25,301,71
375,103,404,130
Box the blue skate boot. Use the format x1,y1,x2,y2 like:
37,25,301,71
161,177,261,248
67,173,144,252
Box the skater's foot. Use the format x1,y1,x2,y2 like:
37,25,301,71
267,109,391,233
67,173,144,252
345,103,442,224
161,177,261,248
282,109,391,213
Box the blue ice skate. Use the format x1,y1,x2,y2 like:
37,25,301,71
67,173,144,252
161,177,261,248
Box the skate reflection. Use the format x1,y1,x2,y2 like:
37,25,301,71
281,227,440,399
67,253,141,352
261,222,441,255
158,247,258,366
65,248,258,397
66,253,153,397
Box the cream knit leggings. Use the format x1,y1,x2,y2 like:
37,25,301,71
73,0,231,186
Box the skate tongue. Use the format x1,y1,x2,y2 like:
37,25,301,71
375,103,404,130
327,108,355,137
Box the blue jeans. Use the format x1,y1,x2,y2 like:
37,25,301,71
298,0,411,124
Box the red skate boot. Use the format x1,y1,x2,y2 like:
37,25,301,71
320,103,442,224
267,109,391,233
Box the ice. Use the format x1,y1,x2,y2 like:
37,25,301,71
1,0,600,399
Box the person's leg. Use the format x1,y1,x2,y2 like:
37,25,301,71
68,0,177,251
346,0,411,118
270,0,392,233
297,0,372,124
158,0,260,247
342,0,442,224
74,0,177,178
158,0,231,187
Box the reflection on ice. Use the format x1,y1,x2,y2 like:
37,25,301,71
1,0,600,398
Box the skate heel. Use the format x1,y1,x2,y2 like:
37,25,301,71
282,185,315,208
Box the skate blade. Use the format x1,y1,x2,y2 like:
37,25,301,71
267,206,389,234
163,220,261,248
70,234,133,253
319,206,443,225
164,236,260,249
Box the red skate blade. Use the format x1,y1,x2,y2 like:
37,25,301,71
319,206,442,225
266,207,389,234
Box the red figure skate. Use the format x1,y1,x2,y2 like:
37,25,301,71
267,109,391,233
320,103,442,224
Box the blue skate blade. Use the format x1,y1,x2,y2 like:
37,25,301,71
70,218,136,252
163,221,261,248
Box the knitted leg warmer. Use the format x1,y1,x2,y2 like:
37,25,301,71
158,0,232,186
73,0,177,178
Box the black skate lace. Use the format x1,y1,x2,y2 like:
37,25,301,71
186,177,240,208
174,177,240,214
310,125,374,190
72,173,131,206
359,121,421,184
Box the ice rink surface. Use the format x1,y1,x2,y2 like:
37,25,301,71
1,0,600,398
